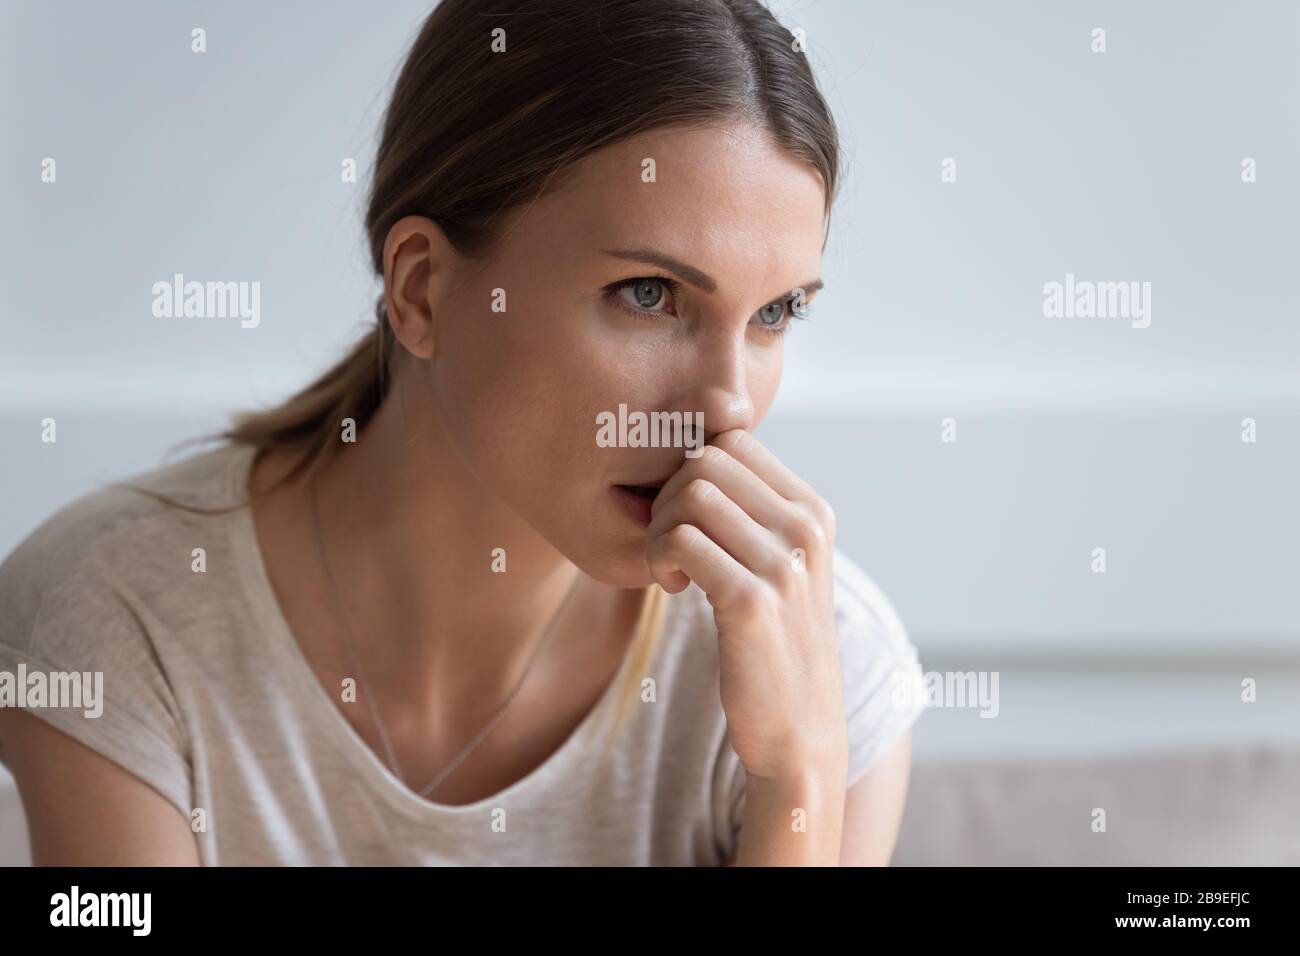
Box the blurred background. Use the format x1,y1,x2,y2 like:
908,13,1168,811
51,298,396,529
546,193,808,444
2,0,1297,864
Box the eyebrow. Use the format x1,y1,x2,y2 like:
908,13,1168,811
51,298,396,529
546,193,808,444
602,247,823,301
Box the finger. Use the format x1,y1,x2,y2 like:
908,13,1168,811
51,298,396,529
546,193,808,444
708,429,815,504
709,429,836,564
645,522,751,607
651,444,807,542
646,477,785,578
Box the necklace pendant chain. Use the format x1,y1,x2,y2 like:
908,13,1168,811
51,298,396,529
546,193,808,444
307,470,582,799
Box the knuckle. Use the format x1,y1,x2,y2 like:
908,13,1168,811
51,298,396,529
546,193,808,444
715,428,752,455
727,580,776,618
768,550,802,584
792,513,827,551
696,444,728,467
813,497,836,534
665,522,701,552
683,477,717,506
797,497,835,543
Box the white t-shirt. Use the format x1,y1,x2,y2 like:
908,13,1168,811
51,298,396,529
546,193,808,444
0,441,926,865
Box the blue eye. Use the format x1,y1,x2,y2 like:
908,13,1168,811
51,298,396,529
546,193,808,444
610,276,680,315
749,291,815,336
603,275,814,337
755,300,788,331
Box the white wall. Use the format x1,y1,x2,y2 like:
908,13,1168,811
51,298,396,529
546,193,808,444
3,0,1297,772
4,0,1297,411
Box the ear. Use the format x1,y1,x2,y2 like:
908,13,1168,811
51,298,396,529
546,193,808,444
382,215,458,360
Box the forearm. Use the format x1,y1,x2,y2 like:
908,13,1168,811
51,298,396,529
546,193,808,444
733,759,847,866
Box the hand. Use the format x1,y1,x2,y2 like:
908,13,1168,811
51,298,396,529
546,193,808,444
644,429,847,782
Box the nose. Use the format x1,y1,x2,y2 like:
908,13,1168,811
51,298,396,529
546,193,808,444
678,327,755,441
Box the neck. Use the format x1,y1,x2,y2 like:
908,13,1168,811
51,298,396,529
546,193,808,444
301,378,613,728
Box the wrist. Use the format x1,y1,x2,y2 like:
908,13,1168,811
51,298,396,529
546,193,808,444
750,730,849,787
735,759,847,866
748,754,847,807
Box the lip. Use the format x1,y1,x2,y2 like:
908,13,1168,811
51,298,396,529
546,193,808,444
613,484,656,527
621,477,669,491
617,471,676,492
611,470,677,528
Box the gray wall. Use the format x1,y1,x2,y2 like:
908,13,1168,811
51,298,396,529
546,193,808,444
3,1,1297,762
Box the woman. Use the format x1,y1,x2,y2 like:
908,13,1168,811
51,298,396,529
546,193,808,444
0,0,925,866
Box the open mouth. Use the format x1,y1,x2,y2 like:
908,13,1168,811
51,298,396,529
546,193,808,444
617,483,664,501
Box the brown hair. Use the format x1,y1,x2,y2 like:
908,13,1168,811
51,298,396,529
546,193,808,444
125,0,841,747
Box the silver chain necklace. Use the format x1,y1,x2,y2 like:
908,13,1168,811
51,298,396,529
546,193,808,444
307,469,581,799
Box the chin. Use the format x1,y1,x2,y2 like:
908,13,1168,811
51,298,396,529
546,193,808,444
566,537,657,588
527,485,660,587
604,552,659,589
553,526,656,589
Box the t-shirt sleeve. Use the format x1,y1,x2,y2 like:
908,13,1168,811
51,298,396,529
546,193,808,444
715,547,926,859
0,534,193,822
830,550,927,788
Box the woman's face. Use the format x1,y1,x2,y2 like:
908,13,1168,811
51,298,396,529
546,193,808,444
418,122,827,587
